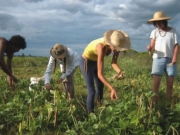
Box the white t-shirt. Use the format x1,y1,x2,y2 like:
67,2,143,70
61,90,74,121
150,27,178,59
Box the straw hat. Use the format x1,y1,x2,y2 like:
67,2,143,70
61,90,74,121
50,43,68,59
104,30,131,51
147,11,171,24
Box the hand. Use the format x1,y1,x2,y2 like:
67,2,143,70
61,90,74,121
11,75,18,83
166,57,177,66
113,71,125,80
167,61,176,66
172,57,177,64
110,89,118,100
45,83,51,90
7,76,16,90
147,45,152,51
57,78,63,84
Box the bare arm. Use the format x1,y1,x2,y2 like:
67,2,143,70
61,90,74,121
96,44,116,90
0,38,14,77
111,51,121,73
7,53,13,74
147,38,155,51
172,43,179,63
96,44,118,99
97,44,111,89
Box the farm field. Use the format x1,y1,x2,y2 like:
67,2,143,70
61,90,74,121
0,50,180,135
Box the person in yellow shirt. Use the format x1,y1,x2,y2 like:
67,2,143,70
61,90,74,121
80,30,131,113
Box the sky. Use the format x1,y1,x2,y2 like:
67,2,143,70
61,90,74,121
0,0,180,56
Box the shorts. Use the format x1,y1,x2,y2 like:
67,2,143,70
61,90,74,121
151,57,178,76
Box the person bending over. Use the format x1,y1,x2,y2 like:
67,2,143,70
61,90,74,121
80,30,131,113
44,43,80,100
0,35,26,89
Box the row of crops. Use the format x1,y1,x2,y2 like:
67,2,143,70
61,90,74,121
0,53,180,134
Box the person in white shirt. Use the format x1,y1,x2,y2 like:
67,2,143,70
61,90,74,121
44,43,80,100
147,11,179,104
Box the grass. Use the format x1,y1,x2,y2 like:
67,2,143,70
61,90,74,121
0,49,180,134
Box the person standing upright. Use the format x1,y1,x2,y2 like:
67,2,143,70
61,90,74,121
147,11,179,104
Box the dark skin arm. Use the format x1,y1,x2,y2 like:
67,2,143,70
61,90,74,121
0,38,13,76
0,37,18,87
7,53,17,89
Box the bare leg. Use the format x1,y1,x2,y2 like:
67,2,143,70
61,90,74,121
166,76,174,101
152,75,161,104
63,81,74,100
62,69,76,100
62,82,68,98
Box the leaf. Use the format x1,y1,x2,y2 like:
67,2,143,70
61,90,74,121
27,98,32,104
93,124,99,129
130,126,145,134
89,113,97,123
156,126,162,133
119,118,127,130
0,124,4,130
106,106,113,114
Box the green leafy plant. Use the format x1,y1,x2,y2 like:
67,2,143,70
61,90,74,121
0,51,180,134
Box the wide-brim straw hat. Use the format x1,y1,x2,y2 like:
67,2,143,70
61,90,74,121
104,30,131,51
50,43,68,59
147,11,171,24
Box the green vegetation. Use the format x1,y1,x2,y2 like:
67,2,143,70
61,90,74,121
0,50,180,135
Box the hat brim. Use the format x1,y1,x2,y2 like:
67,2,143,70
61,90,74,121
104,30,131,51
147,17,171,24
50,45,68,59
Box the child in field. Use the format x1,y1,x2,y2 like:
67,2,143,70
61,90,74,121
44,43,80,100
79,30,131,113
0,35,27,90
146,11,179,104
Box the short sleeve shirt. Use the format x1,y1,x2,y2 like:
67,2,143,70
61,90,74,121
150,27,178,59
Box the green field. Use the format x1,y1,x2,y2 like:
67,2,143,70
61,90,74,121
0,50,180,135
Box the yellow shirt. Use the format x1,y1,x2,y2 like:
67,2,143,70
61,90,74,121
83,38,107,61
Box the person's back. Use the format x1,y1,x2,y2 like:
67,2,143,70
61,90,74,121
0,35,26,90
83,38,106,61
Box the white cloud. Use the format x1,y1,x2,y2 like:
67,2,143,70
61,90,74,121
0,0,180,56
119,4,127,9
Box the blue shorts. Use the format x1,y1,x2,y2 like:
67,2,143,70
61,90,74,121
152,57,178,76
